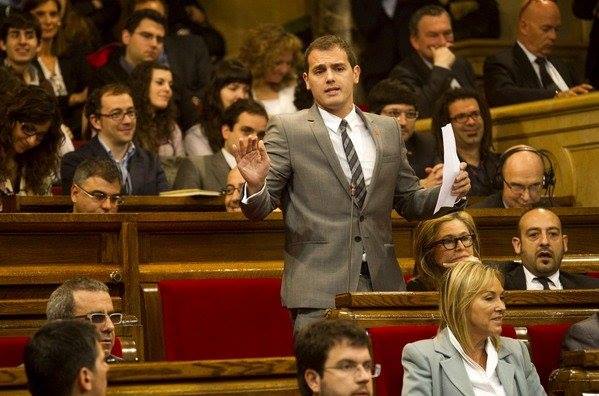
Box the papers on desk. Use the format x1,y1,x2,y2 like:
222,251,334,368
434,123,461,214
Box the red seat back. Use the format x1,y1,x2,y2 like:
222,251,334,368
0,336,30,367
527,323,571,390
112,336,123,358
159,278,294,361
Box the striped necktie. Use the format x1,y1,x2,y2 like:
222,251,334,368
534,276,551,290
339,119,366,208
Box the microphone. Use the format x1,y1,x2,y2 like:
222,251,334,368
347,182,356,293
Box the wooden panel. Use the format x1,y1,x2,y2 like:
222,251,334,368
550,351,599,396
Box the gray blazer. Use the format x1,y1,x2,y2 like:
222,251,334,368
563,313,599,351
241,105,441,309
172,150,230,192
402,328,546,396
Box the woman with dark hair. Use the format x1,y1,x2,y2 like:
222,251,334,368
130,61,184,157
184,59,252,156
0,85,63,195
23,0,92,139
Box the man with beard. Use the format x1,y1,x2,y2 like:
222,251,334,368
504,208,599,290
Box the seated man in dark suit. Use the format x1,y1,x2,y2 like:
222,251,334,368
504,208,599,290
389,5,476,118
61,83,169,195
367,78,441,188
173,99,267,192
484,0,593,107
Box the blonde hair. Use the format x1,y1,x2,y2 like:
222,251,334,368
439,260,504,354
237,23,303,88
412,211,480,291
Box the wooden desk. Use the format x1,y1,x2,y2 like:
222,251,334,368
549,350,599,396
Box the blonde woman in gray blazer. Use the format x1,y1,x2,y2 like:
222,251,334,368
402,260,545,396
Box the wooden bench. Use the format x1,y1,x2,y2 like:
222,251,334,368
549,350,599,396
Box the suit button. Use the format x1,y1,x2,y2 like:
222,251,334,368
359,215,365,222
354,236,362,242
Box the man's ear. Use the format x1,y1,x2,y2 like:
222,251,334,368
512,237,522,255
221,124,230,140
304,369,321,393
89,114,102,131
122,29,131,46
70,184,79,203
303,72,310,91
76,367,94,392
0,40,6,51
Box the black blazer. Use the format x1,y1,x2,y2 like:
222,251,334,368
483,43,582,107
573,0,599,88
389,53,477,117
405,131,438,180
60,136,169,195
502,261,599,290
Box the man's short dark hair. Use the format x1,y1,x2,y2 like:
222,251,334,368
409,5,449,36
46,277,109,320
221,99,268,131
0,11,41,42
294,320,371,396
24,320,100,396
72,158,123,189
367,78,417,114
123,9,166,34
86,83,133,119
304,35,357,72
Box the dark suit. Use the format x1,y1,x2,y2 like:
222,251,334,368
405,132,438,180
573,0,599,88
502,261,599,290
563,313,599,350
172,150,230,192
88,47,129,95
60,136,168,195
389,53,477,117
483,44,583,107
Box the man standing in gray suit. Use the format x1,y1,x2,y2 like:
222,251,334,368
235,35,471,332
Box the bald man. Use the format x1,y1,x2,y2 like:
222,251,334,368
484,0,592,107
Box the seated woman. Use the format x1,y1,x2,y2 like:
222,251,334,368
184,59,252,156
0,85,63,196
238,23,303,116
402,260,545,395
408,211,481,291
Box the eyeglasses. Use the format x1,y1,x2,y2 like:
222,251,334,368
431,234,475,250
449,110,482,124
75,184,123,206
383,110,419,120
221,184,243,196
74,312,123,325
324,362,381,378
504,180,543,195
97,109,137,122
19,121,46,138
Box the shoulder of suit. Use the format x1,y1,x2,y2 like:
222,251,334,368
498,336,525,357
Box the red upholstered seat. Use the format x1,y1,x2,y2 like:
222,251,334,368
0,336,29,367
587,271,599,279
159,278,294,361
526,323,571,390
112,336,123,358
86,43,119,69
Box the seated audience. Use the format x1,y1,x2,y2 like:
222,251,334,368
573,0,599,89
563,313,599,350
61,83,168,195
72,0,120,46
238,23,303,116
473,145,554,208
71,158,122,213
173,99,267,191
447,0,500,40
294,319,379,396
367,78,440,187
47,276,123,362
184,59,252,156
484,0,592,107
505,208,599,290
432,88,500,197
224,167,243,213
24,320,108,396
409,211,480,291
389,5,476,118
177,0,226,64
0,84,63,195
402,260,545,395
23,0,91,138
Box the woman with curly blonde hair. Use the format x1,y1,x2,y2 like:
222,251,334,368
238,23,303,116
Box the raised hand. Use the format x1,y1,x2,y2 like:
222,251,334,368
232,135,270,195
451,162,470,199
431,46,456,69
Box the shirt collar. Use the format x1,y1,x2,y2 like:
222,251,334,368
221,148,237,169
97,135,136,162
517,41,541,63
119,56,135,75
317,105,359,135
447,328,499,376
522,265,561,287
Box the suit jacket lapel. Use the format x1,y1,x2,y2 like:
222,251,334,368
209,151,229,188
435,330,476,396
356,109,382,210
496,356,518,395
513,44,543,89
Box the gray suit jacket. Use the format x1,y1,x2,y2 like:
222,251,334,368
172,150,230,192
241,105,441,308
402,328,546,396
563,313,599,351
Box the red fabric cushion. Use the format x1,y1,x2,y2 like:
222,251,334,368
527,323,572,390
587,271,599,279
159,278,294,361
0,336,30,367
112,336,123,358
86,43,119,69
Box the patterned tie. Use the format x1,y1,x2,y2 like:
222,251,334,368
534,57,557,90
339,119,366,208
534,277,551,290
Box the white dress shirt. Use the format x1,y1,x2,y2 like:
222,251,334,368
523,266,563,290
517,41,570,92
221,147,237,170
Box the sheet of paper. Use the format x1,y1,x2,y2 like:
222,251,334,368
434,123,461,213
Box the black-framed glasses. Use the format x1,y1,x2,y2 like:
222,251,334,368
503,180,543,195
431,234,475,250
221,184,242,196
97,109,137,122
324,362,381,378
449,110,482,124
74,312,123,325
383,110,419,120
75,184,123,206
19,121,46,138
